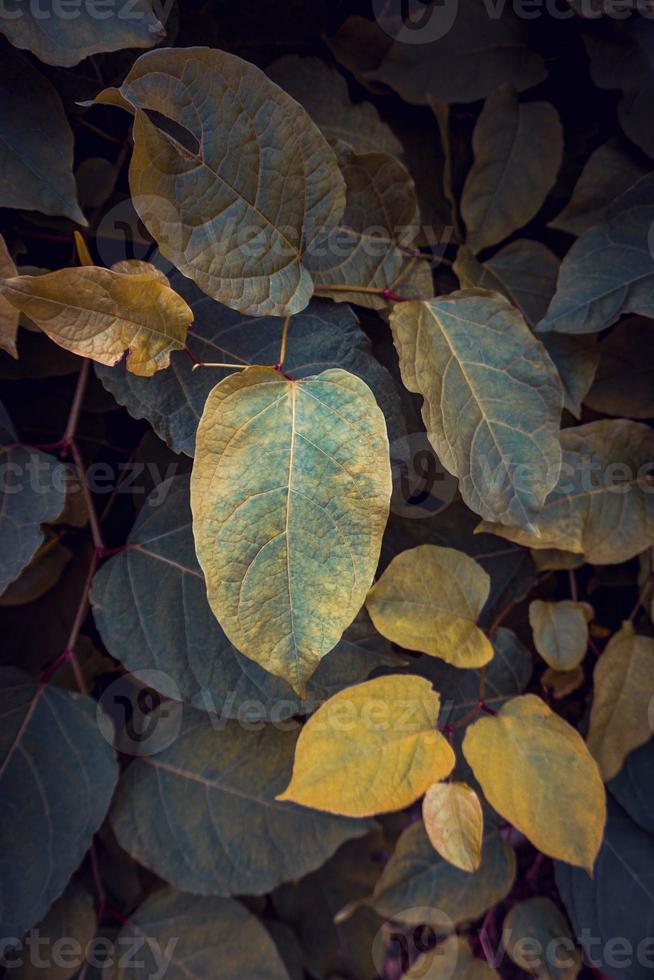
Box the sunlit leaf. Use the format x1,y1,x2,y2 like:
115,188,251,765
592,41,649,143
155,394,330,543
277,675,454,816
479,420,654,565
0,667,118,939
0,403,66,597
390,290,563,531
549,139,647,237
109,887,290,980
585,317,654,419
365,1,546,104
463,694,606,871
97,286,405,455
371,819,515,926
528,600,591,672
191,366,391,694
422,781,483,872
1,0,164,67
539,174,654,335
0,48,85,224
103,47,346,316
461,88,563,254
587,622,654,781
404,935,500,979
502,897,582,979
0,266,192,376
92,474,399,721
366,544,493,667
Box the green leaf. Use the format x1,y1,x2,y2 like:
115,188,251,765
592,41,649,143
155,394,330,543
371,819,516,926
97,287,404,455
104,47,345,316
191,366,391,694
11,880,95,980
587,622,654,781
366,544,494,667
1,0,164,67
585,316,654,419
0,403,66,596
277,675,454,816
478,420,654,565
405,935,500,979
390,291,563,531
463,694,606,872
502,897,582,979
556,797,654,980
609,738,654,834
366,1,546,105
109,887,290,980
306,143,422,309
0,266,192,376
91,474,399,722
0,48,85,224
110,703,372,896
539,174,654,335
549,139,647,237
528,600,591,672
266,55,403,156
0,667,118,939
461,88,563,254
538,334,599,420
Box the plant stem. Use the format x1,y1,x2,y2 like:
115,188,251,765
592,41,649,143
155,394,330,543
569,569,578,602
276,314,291,371
191,361,248,371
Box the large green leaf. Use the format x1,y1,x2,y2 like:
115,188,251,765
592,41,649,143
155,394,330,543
479,420,654,565
0,48,85,223
461,88,563,254
103,47,345,316
539,174,654,335
97,286,404,455
365,0,546,104
0,667,118,939
110,704,373,895
191,366,391,694
0,1,164,67
556,797,654,980
109,888,290,980
0,403,66,596
390,290,563,531
370,820,516,926
91,475,399,721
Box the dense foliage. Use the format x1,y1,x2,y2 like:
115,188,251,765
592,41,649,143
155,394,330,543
1,2,654,978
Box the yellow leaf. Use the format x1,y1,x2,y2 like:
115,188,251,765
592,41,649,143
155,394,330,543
422,781,483,873
586,622,654,780
365,545,493,667
463,694,606,872
191,366,391,695
529,600,592,671
0,266,191,376
0,235,19,358
276,675,455,817
404,935,500,979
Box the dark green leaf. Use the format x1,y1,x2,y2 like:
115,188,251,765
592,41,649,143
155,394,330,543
585,317,654,418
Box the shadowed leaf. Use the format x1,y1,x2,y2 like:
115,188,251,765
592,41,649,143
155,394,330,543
502,897,582,979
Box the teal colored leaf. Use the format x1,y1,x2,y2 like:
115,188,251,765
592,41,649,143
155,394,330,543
539,174,654,335
91,475,400,722
97,287,405,455
610,738,654,834
0,402,66,596
110,703,373,896
585,317,654,419
11,880,95,980
0,48,85,223
109,887,290,979
0,667,118,939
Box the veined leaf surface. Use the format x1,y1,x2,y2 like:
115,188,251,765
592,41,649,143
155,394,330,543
390,290,563,532
191,366,391,694
422,781,484,873
529,600,591,672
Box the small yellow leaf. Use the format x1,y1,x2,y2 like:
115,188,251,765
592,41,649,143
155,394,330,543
586,622,654,781
0,266,192,376
0,235,19,358
529,600,592,671
365,545,494,667
276,675,455,817
404,935,500,979
463,694,606,872
422,781,483,873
